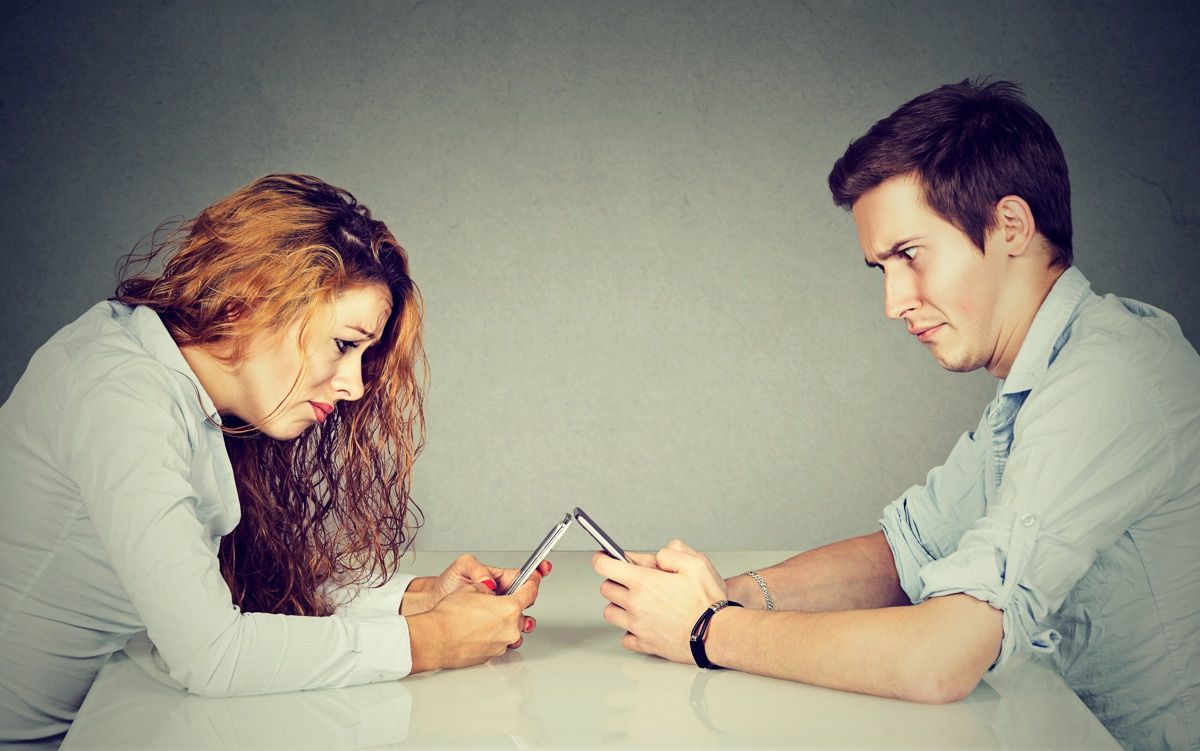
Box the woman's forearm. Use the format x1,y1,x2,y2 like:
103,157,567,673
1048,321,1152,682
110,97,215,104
399,577,437,616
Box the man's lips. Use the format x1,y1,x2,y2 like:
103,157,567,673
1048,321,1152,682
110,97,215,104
910,323,945,343
310,401,334,423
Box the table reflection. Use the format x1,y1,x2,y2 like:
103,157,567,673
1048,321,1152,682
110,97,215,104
63,553,1118,750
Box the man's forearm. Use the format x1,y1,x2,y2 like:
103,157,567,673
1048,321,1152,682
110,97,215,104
727,531,909,611
704,593,1002,703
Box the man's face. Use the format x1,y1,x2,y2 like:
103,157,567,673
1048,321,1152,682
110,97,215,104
852,175,1008,373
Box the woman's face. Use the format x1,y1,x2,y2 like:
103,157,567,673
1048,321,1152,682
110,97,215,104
229,283,394,439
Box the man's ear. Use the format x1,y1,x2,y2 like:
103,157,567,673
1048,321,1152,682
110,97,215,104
990,195,1037,257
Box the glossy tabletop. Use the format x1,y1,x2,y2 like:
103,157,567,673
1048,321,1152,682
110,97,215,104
62,551,1120,749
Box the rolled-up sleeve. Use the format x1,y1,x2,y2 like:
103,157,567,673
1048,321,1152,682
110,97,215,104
915,350,1175,670
881,411,992,604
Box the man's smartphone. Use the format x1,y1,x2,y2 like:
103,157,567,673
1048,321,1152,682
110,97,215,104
499,512,573,595
573,507,633,563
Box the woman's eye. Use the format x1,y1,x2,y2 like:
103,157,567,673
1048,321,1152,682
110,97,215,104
335,338,360,354
901,247,918,260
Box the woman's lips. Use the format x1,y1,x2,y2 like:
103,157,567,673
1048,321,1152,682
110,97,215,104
310,401,333,423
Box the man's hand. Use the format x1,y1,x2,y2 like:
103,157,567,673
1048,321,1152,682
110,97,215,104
593,540,728,664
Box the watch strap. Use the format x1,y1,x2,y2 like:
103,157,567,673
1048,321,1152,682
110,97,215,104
689,599,743,669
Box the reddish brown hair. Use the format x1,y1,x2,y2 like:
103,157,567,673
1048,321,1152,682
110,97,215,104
115,174,426,615
828,79,1073,267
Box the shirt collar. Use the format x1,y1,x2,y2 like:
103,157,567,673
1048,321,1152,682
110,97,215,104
119,303,224,424
998,266,1093,396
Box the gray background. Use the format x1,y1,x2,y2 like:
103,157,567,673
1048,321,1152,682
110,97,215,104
2,1,1197,553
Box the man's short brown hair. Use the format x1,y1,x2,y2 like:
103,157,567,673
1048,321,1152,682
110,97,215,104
828,79,1072,267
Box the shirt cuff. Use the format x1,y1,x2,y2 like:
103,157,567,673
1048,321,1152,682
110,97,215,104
335,574,419,619
345,613,414,681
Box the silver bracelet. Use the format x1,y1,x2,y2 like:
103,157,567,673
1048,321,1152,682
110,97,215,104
742,570,775,611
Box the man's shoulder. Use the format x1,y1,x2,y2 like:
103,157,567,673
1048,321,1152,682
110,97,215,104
1060,292,1200,385
1027,291,1200,444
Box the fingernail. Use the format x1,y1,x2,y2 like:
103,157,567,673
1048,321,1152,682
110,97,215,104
523,617,534,632
545,561,553,573
483,579,497,591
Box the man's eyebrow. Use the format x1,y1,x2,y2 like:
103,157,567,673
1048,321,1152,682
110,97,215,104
864,236,922,269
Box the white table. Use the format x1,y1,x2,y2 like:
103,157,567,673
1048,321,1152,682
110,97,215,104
62,551,1120,749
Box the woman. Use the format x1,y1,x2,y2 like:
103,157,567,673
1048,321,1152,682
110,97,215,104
0,174,547,747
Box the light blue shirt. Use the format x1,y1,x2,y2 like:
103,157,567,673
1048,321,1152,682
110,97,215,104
880,267,1200,750
0,302,417,747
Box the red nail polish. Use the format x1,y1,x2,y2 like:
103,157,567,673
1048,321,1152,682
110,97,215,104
483,579,497,591
545,561,553,573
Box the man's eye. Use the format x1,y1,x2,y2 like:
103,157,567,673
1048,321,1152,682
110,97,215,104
335,338,360,354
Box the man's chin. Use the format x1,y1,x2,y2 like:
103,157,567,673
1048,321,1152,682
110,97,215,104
932,348,984,374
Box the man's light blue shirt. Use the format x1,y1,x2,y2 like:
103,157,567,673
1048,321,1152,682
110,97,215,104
880,267,1200,750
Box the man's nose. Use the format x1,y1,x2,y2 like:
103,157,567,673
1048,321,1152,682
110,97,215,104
883,268,919,320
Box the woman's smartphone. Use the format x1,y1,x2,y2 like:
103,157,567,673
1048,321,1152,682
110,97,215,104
573,507,633,563
499,513,573,595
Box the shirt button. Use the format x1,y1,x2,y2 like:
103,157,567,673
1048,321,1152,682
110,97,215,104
1019,513,1038,527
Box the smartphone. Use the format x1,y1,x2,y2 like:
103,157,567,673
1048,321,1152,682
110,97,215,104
499,512,573,595
573,507,633,563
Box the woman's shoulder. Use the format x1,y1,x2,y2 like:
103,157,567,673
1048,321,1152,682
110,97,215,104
2,302,212,468
19,301,194,413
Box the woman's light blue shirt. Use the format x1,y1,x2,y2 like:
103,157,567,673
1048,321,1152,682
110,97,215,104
0,302,417,747
880,267,1200,750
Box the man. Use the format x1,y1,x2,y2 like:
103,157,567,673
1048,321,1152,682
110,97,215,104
593,80,1199,750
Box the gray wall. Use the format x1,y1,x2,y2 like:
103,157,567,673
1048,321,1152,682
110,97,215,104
2,1,1197,553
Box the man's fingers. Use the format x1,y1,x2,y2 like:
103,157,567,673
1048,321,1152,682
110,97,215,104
603,602,631,631
655,546,693,574
592,551,647,587
621,631,645,654
624,550,659,568
599,578,631,610
665,539,700,556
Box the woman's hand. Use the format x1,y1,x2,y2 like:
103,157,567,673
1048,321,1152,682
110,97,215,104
407,576,543,672
401,555,553,615
593,539,728,664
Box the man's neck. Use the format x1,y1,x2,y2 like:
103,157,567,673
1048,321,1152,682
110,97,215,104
986,264,1067,379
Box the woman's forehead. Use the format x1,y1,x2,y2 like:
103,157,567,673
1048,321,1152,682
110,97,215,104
330,284,393,332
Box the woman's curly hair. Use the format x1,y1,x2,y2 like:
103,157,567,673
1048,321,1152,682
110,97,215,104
114,173,426,615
